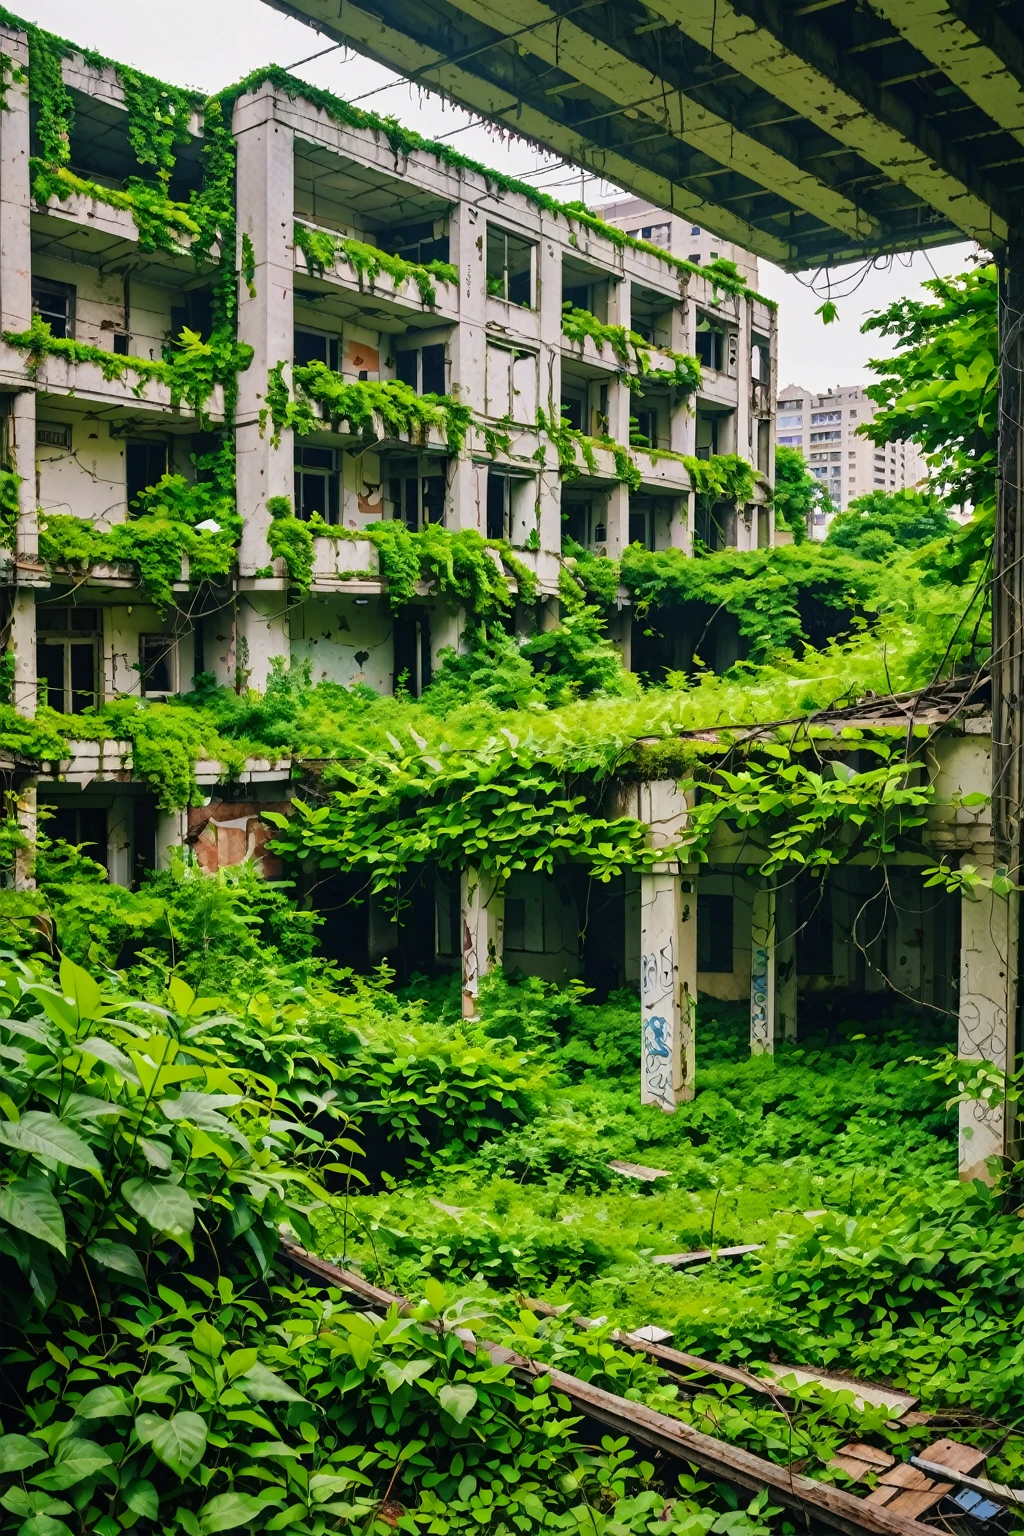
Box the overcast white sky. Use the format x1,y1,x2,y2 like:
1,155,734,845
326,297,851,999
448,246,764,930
20,0,981,393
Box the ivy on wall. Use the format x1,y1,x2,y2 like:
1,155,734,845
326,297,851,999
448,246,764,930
294,223,457,307
261,363,472,455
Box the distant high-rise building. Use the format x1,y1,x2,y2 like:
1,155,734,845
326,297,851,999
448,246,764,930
595,197,759,290
775,383,925,537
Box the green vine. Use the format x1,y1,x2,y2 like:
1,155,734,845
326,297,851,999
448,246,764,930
261,362,471,456
30,160,200,253
294,223,457,307
118,66,197,185
267,494,314,590
37,441,239,612
0,465,20,549
241,231,256,297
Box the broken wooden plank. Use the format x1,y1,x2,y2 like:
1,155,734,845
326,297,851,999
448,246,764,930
830,1444,897,1483
278,1241,943,1536
760,1364,918,1418
864,1444,984,1519
652,1243,764,1266
608,1159,671,1181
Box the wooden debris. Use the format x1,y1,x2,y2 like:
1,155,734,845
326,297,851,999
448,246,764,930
631,1324,674,1345
760,1365,918,1418
831,1444,897,1483
912,1455,1022,1509
280,1241,940,1536
652,1243,763,1266
865,1439,986,1519
608,1159,671,1181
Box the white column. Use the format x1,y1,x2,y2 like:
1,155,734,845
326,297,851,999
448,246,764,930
233,86,295,575
461,867,504,1018
640,864,697,1109
749,881,775,1054
236,590,290,692
447,202,486,533
775,877,798,1042
0,33,31,336
13,778,35,890
959,864,1019,1183
155,809,188,871
12,389,35,563
10,585,36,716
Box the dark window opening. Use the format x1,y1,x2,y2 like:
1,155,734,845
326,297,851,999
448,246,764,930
395,344,446,395
389,473,445,531
32,278,75,339
631,408,658,449
560,396,584,432
486,225,535,308
695,315,724,371
392,610,431,698
139,633,173,694
384,218,450,266
37,606,100,713
797,879,833,975
294,329,341,371
694,412,720,461
698,894,733,971
169,287,214,344
628,505,653,549
126,440,168,509
562,282,590,312
504,897,526,950
486,471,509,540
694,501,724,552
45,805,108,868
294,445,340,523
133,797,157,888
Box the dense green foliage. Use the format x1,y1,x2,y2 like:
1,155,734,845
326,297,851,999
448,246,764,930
769,446,819,543
262,365,472,456
825,489,958,562
293,224,458,306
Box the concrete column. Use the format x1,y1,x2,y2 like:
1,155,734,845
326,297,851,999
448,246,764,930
447,202,486,533
12,389,35,563
461,867,504,1018
155,809,188,870
13,778,35,891
959,863,1019,1182
10,585,36,716
775,877,798,1042
0,34,31,337
604,482,630,557
749,881,775,1054
107,799,132,889
233,87,295,575
606,273,631,332
640,864,697,1110
537,224,562,419
236,591,290,692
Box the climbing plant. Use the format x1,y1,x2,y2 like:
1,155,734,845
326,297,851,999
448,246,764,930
261,363,472,455
294,223,457,306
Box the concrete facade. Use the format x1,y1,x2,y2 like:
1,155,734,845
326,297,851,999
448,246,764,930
775,382,925,527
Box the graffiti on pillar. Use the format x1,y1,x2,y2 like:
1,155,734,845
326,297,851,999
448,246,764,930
642,937,676,1110
957,996,1008,1171
750,944,772,1054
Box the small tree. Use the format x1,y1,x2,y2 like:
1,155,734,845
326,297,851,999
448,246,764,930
825,488,957,561
771,444,822,542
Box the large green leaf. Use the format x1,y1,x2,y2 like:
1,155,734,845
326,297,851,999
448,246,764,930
134,1412,207,1477
73,1385,133,1419
438,1382,477,1423
122,1178,195,1241
0,1176,66,1254
86,1240,146,1281
236,1362,307,1403
199,1492,273,1534
58,957,103,1023
0,1112,100,1173
0,1434,47,1472
30,1439,112,1490
123,1479,159,1520
18,1516,73,1536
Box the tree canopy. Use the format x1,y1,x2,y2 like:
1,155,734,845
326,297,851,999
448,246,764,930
825,488,958,562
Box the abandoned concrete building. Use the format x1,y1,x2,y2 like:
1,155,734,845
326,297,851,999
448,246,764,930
0,26,1014,1184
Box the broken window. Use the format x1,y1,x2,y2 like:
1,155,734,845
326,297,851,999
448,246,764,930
36,606,100,713
32,278,75,339
294,444,340,522
486,225,535,307
126,440,168,509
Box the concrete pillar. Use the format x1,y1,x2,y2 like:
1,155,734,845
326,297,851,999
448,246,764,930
640,863,697,1110
233,86,295,575
12,389,35,563
604,482,630,557
13,778,35,890
447,201,485,533
461,867,504,1018
0,33,31,337
10,585,35,716
959,864,1019,1182
236,591,290,692
775,877,798,1043
537,224,562,418
107,799,132,889
155,809,188,870
749,881,775,1054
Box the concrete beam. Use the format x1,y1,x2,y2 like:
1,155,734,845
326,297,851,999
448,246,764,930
641,0,1008,249
257,0,793,263
865,0,1024,148
450,0,879,241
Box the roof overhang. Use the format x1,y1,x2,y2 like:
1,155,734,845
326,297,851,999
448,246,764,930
261,0,1024,269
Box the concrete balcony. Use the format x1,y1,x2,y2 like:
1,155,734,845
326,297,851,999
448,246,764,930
309,534,381,592
31,187,214,274
0,343,226,421
567,438,690,491
300,402,451,454
293,226,458,322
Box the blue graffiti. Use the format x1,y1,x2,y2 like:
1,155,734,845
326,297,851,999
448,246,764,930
644,1015,670,1058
